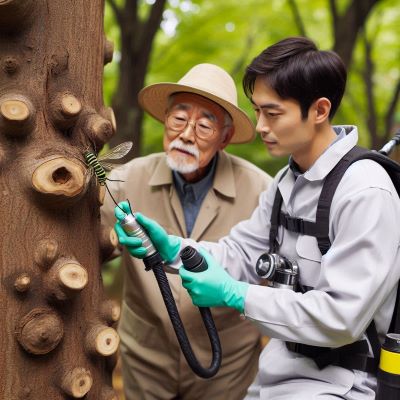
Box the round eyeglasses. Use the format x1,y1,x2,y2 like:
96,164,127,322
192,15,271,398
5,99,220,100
165,113,218,140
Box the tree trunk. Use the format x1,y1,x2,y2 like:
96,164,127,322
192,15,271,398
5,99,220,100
111,44,146,159
361,30,380,149
331,0,381,68
108,0,167,157
0,1,120,399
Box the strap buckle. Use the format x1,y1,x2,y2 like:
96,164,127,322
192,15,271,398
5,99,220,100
280,213,305,233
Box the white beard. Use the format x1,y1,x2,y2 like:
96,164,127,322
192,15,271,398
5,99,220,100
166,139,200,174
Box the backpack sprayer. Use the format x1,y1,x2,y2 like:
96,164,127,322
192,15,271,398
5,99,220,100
342,131,400,399
376,130,400,399
119,209,221,379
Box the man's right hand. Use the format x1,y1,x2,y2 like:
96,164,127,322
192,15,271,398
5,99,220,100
114,201,182,262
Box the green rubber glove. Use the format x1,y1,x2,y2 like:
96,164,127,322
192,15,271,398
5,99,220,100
114,201,181,262
179,248,249,313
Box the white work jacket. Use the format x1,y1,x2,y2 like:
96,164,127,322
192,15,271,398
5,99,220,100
182,126,400,398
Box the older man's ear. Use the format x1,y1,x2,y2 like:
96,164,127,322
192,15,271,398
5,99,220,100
220,126,235,149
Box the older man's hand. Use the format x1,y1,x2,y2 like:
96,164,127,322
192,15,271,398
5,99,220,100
114,201,181,262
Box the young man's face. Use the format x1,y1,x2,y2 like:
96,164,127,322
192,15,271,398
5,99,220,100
251,77,318,168
163,93,232,182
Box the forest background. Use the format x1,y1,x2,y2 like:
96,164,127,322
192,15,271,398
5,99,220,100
101,0,400,290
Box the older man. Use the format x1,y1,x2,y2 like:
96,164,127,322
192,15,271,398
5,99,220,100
101,63,272,400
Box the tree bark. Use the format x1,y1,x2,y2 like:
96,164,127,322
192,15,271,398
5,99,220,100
361,30,379,149
0,1,119,398
358,24,400,150
287,0,307,37
331,0,381,68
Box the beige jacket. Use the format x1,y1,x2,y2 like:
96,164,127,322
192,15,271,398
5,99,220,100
101,151,272,397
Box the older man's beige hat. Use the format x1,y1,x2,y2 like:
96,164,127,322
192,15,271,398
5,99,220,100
138,63,255,144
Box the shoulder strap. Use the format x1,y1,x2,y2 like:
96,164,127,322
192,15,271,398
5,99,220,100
316,146,371,255
351,150,400,197
317,146,400,255
389,283,400,334
269,168,289,253
276,147,376,253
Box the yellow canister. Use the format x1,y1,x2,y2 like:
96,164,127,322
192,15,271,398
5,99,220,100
376,333,400,400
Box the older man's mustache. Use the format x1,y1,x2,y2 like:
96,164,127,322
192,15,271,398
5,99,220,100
168,139,200,160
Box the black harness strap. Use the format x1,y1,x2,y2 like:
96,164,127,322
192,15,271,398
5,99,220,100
269,190,282,254
315,146,368,254
279,212,326,237
270,145,400,374
366,320,381,365
389,282,400,334
269,168,288,253
275,146,370,254
286,339,377,373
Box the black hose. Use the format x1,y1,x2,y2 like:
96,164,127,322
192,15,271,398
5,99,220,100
143,252,222,379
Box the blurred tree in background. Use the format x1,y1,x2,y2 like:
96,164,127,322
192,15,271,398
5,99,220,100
103,0,400,175
105,0,167,156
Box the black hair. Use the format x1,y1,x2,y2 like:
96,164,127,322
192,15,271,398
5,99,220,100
243,37,347,119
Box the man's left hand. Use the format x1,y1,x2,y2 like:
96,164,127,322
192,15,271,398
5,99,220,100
179,248,249,313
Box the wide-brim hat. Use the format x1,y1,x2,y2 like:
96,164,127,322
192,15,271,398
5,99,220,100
138,63,255,144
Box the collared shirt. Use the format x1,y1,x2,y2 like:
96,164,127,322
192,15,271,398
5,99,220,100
173,155,217,237
289,126,347,179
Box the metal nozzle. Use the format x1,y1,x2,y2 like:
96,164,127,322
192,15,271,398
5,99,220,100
120,214,157,256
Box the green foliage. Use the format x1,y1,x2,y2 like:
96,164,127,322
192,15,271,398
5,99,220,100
104,0,400,174
102,257,121,287
333,0,400,147
134,0,307,173
103,2,121,106
101,0,400,289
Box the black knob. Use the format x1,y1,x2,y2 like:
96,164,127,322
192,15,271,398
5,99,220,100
180,246,208,273
382,333,400,353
